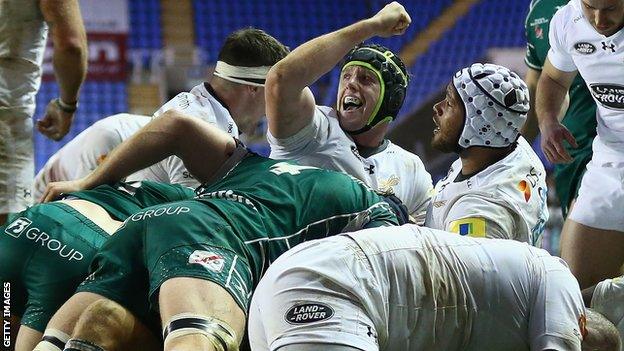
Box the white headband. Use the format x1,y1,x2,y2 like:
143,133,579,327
213,61,271,87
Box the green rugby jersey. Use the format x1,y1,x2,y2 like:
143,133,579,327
66,180,195,221
525,0,597,152
0,181,194,331
195,154,400,280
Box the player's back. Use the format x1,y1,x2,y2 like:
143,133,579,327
65,180,195,221
195,154,399,277
34,114,151,199
0,0,47,111
426,137,548,243
347,224,582,350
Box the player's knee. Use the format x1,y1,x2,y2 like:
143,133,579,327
33,329,71,351
73,299,134,346
163,313,239,351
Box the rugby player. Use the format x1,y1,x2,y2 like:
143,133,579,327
264,1,433,223
126,28,289,188
535,0,624,288
424,63,548,244
524,0,597,218
33,113,151,200
249,224,620,351
0,0,87,224
1,180,194,351
40,111,402,351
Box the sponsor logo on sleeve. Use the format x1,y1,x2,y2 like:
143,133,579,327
448,217,487,238
590,84,624,110
517,180,532,202
285,302,335,324
188,250,225,273
573,42,596,55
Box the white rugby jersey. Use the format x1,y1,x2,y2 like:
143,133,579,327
366,141,433,221
33,114,150,199
127,83,239,187
424,137,548,245
346,225,585,350
268,106,433,219
0,0,47,116
548,0,624,155
591,275,624,350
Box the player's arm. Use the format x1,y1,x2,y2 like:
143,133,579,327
266,1,411,138
444,196,514,240
37,0,88,141
536,58,578,163
42,111,236,202
522,67,541,141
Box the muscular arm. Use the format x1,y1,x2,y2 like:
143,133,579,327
522,67,542,142
523,67,569,142
265,1,410,138
40,0,87,104
535,59,576,128
42,111,236,201
535,59,578,163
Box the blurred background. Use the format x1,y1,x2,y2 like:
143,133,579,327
34,0,563,252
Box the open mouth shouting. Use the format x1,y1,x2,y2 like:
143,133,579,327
433,115,441,134
342,95,363,112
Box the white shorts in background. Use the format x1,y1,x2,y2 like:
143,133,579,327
248,235,383,351
568,151,624,231
0,110,34,213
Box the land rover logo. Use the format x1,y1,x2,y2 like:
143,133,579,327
590,84,624,110
574,42,596,54
285,303,334,324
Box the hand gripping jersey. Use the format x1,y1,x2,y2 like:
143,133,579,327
33,114,151,200
249,224,586,351
127,83,239,187
0,181,194,331
425,137,548,244
548,0,624,156
0,0,47,115
268,105,433,222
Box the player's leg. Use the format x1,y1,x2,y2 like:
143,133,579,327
0,114,34,225
64,298,160,351
34,292,103,351
141,201,257,351
14,325,42,351
561,160,624,289
159,278,246,351
560,220,624,289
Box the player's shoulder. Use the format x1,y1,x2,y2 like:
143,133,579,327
550,0,581,32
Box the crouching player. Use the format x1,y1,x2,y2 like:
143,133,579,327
1,180,193,351
39,111,403,351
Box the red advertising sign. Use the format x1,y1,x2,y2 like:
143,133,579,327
42,32,127,81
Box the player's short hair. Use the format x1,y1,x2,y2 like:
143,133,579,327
584,309,620,351
218,28,289,67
